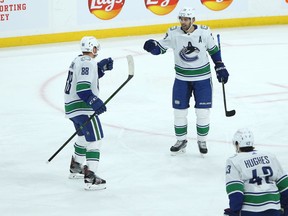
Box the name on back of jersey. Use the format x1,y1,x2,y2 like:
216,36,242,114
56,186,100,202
244,156,270,168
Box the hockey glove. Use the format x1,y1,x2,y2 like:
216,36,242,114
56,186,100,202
224,208,240,216
98,57,114,71
88,96,107,115
143,39,161,55
215,62,229,84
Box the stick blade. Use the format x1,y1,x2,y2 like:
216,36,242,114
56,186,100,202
226,110,236,117
126,55,134,76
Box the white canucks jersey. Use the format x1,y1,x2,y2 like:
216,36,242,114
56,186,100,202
158,25,219,81
64,55,99,118
225,150,288,212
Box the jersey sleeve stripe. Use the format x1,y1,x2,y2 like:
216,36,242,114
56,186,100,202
226,181,244,195
276,175,288,193
76,81,91,92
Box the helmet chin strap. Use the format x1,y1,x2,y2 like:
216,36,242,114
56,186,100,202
187,23,193,32
234,143,240,153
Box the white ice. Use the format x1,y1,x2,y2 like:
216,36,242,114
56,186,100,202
0,25,288,216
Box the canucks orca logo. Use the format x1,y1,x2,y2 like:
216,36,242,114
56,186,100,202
179,42,200,62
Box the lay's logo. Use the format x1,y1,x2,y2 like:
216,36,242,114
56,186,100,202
201,0,233,11
88,0,125,20
145,0,179,16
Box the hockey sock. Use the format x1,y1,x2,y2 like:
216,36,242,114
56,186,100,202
86,140,102,173
174,109,188,140
74,135,87,165
195,108,210,142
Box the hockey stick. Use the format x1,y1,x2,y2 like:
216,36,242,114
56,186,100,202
47,55,134,163
217,34,236,117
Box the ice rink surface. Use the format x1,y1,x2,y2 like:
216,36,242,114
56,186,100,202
0,25,288,216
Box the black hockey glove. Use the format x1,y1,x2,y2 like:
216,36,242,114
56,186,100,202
143,39,160,55
215,62,229,84
98,57,113,71
88,96,107,115
223,208,240,216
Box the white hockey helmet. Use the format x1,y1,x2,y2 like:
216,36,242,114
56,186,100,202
80,36,100,54
233,128,254,148
178,7,196,20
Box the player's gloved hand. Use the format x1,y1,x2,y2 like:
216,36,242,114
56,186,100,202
215,62,229,84
98,57,113,71
223,208,240,216
143,39,160,55
88,96,107,115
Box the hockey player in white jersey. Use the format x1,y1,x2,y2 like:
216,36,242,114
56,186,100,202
143,7,229,155
64,36,113,190
224,128,288,216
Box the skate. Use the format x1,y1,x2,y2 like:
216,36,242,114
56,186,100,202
198,141,208,154
69,156,84,179
84,165,106,191
170,140,187,156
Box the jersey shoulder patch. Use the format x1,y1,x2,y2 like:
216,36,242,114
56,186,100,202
80,56,92,61
169,26,178,31
199,25,209,30
229,153,238,159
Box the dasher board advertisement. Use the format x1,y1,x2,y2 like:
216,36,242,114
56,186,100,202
76,0,248,30
0,0,48,34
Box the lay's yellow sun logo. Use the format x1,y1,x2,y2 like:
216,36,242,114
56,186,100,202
88,0,125,20
144,0,179,16
201,0,233,11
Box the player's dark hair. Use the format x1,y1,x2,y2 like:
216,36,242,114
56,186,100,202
239,146,255,152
